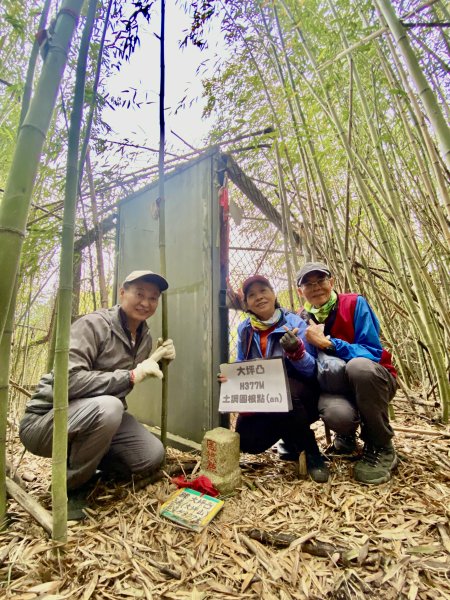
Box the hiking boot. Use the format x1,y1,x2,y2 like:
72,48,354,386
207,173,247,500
277,440,300,462
353,442,398,485
333,434,357,455
305,449,330,483
67,488,89,521
66,472,101,520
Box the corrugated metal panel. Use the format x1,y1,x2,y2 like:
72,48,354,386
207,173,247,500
117,150,224,443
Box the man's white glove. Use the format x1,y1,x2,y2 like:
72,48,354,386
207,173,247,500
151,338,176,362
131,358,163,384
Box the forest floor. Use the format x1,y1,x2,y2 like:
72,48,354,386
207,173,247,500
1,394,450,600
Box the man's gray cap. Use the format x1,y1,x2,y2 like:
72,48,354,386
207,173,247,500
122,270,169,291
296,262,331,286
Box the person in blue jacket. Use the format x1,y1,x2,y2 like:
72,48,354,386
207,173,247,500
219,275,328,483
296,261,398,485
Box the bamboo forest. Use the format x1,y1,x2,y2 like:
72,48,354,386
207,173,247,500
0,0,449,598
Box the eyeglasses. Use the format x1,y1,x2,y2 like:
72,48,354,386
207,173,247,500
298,276,330,290
126,288,160,303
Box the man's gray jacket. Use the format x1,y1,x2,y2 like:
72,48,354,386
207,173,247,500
24,305,153,415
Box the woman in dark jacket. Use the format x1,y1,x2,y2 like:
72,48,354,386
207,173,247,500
220,275,328,483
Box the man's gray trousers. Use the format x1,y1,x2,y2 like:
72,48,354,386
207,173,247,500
19,396,164,490
318,357,397,446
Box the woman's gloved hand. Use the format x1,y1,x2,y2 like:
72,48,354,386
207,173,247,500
131,358,163,384
280,327,305,360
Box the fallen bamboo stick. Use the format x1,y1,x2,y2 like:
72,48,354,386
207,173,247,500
9,378,32,397
246,528,358,567
393,426,450,438
5,476,52,535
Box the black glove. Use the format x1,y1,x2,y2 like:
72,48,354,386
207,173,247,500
280,330,301,353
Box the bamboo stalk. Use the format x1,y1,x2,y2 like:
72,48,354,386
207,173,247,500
328,0,449,356
343,58,354,290
18,0,53,129
8,379,32,398
270,4,355,286
0,281,17,528
375,0,450,170
85,150,109,308
52,0,98,543
0,0,84,346
315,0,439,72
281,0,449,420
392,425,450,437
244,4,351,279
374,11,450,224
5,477,52,535
75,0,113,311
275,143,295,308
158,0,169,452
78,0,114,183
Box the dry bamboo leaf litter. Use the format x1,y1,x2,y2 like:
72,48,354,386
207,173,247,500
1,412,450,599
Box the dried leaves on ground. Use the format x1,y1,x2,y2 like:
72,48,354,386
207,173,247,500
1,412,449,600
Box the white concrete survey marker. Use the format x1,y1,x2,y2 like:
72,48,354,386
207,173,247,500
200,427,241,495
219,358,292,412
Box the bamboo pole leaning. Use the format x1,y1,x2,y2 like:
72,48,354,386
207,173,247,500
85,150,109,308
52,0,98,543
373,11,450,227
275,142,295,310
226,2,348,279
374,0,450,171
325,0,450,407
18,0,53,130
0,0,84,347
252,6,323,263
267,4,356,286
77,0,114,311
278,0,449,420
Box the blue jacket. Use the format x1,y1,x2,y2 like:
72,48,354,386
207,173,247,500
236,309,316,378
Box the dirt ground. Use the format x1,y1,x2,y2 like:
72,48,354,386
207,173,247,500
1,401,449,600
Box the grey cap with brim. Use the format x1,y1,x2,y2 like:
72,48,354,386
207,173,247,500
296,262,331,286
122,270,169,291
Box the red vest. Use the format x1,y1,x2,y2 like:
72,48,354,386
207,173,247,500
330,294,397,378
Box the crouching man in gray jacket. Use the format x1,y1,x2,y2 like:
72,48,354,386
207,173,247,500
19,270,175,519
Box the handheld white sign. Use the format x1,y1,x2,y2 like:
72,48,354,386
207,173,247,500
219,358,292,413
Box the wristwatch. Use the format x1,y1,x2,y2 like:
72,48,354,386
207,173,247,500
323,340,336,354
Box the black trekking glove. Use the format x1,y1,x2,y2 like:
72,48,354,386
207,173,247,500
280,329,301,353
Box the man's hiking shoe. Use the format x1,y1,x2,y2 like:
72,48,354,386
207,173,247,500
67,488,89,521
66,472,101,520
353,443,398,484
277,440,300,462
332,434,357,455
305,449,329,483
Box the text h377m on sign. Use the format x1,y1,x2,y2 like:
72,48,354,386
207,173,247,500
219,358,292,413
